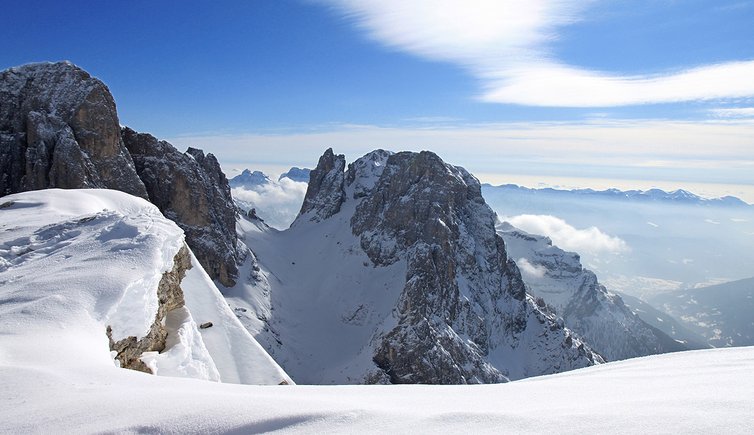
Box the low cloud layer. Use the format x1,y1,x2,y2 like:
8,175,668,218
231,178,307,229
504,214,629,256
516,257,548,279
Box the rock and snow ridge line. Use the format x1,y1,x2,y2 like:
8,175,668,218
227,148,602,385
0,189,291,385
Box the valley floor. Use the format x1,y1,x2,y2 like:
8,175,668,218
2,346,753,434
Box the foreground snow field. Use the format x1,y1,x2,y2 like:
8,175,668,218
0,346,752,433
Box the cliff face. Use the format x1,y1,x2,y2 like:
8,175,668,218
0,61,240,287
0,61,146,198
122,127,239,287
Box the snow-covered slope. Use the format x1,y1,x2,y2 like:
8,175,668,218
498,222,687,361
0,189,290,385
1,343,752,433
226,149,600,384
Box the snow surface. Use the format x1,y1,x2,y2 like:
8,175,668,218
1,342,753,433
0,189,289,386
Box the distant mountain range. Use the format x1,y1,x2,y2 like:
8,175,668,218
229,167,311,189
484,184,751,207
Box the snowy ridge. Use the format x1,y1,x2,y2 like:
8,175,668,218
498,222,687,360
0,189,290,385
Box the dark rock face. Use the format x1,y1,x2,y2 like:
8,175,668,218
0,61,146,198
109,244,191,373
299,149,601,384
297,148,346,222
122,127,239,287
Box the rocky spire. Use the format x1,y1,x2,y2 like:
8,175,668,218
0,61,146,198
296,148,346,223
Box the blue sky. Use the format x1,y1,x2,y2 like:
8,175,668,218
2,1,754,199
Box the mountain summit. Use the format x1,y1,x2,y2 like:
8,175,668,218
230,148,601,384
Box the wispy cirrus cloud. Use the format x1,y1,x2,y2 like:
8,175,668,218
321,0,754,107
709,107,754,118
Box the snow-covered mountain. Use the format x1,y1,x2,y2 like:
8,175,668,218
229,167,311,189
497,222,687,361
229,168,309,230
648,277,754,347
229,169,272,189
279,166,311,183
225,149,601,384
0,189,291,385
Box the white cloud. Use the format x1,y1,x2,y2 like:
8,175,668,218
504,214,629,256
517,257,547,279
231,178,308,229
710,107,754,118
322,0,754,107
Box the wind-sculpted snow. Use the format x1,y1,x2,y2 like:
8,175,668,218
229,149,600,384
0,189,290,386
498,222,687,361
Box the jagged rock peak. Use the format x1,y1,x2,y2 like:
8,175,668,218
287,148,601,383
0,61,147,198
122,126,239,287
297,148,346,222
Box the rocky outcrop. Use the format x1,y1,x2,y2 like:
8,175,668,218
290,149,601,383
297,148,346,222
0,61,146,198
122,127,239,287
498,223,687,361
108,244,191,373
0,61,239,287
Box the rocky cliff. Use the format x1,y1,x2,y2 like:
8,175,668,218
0,61,146,198
0,61,239,287
122,127,239,287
